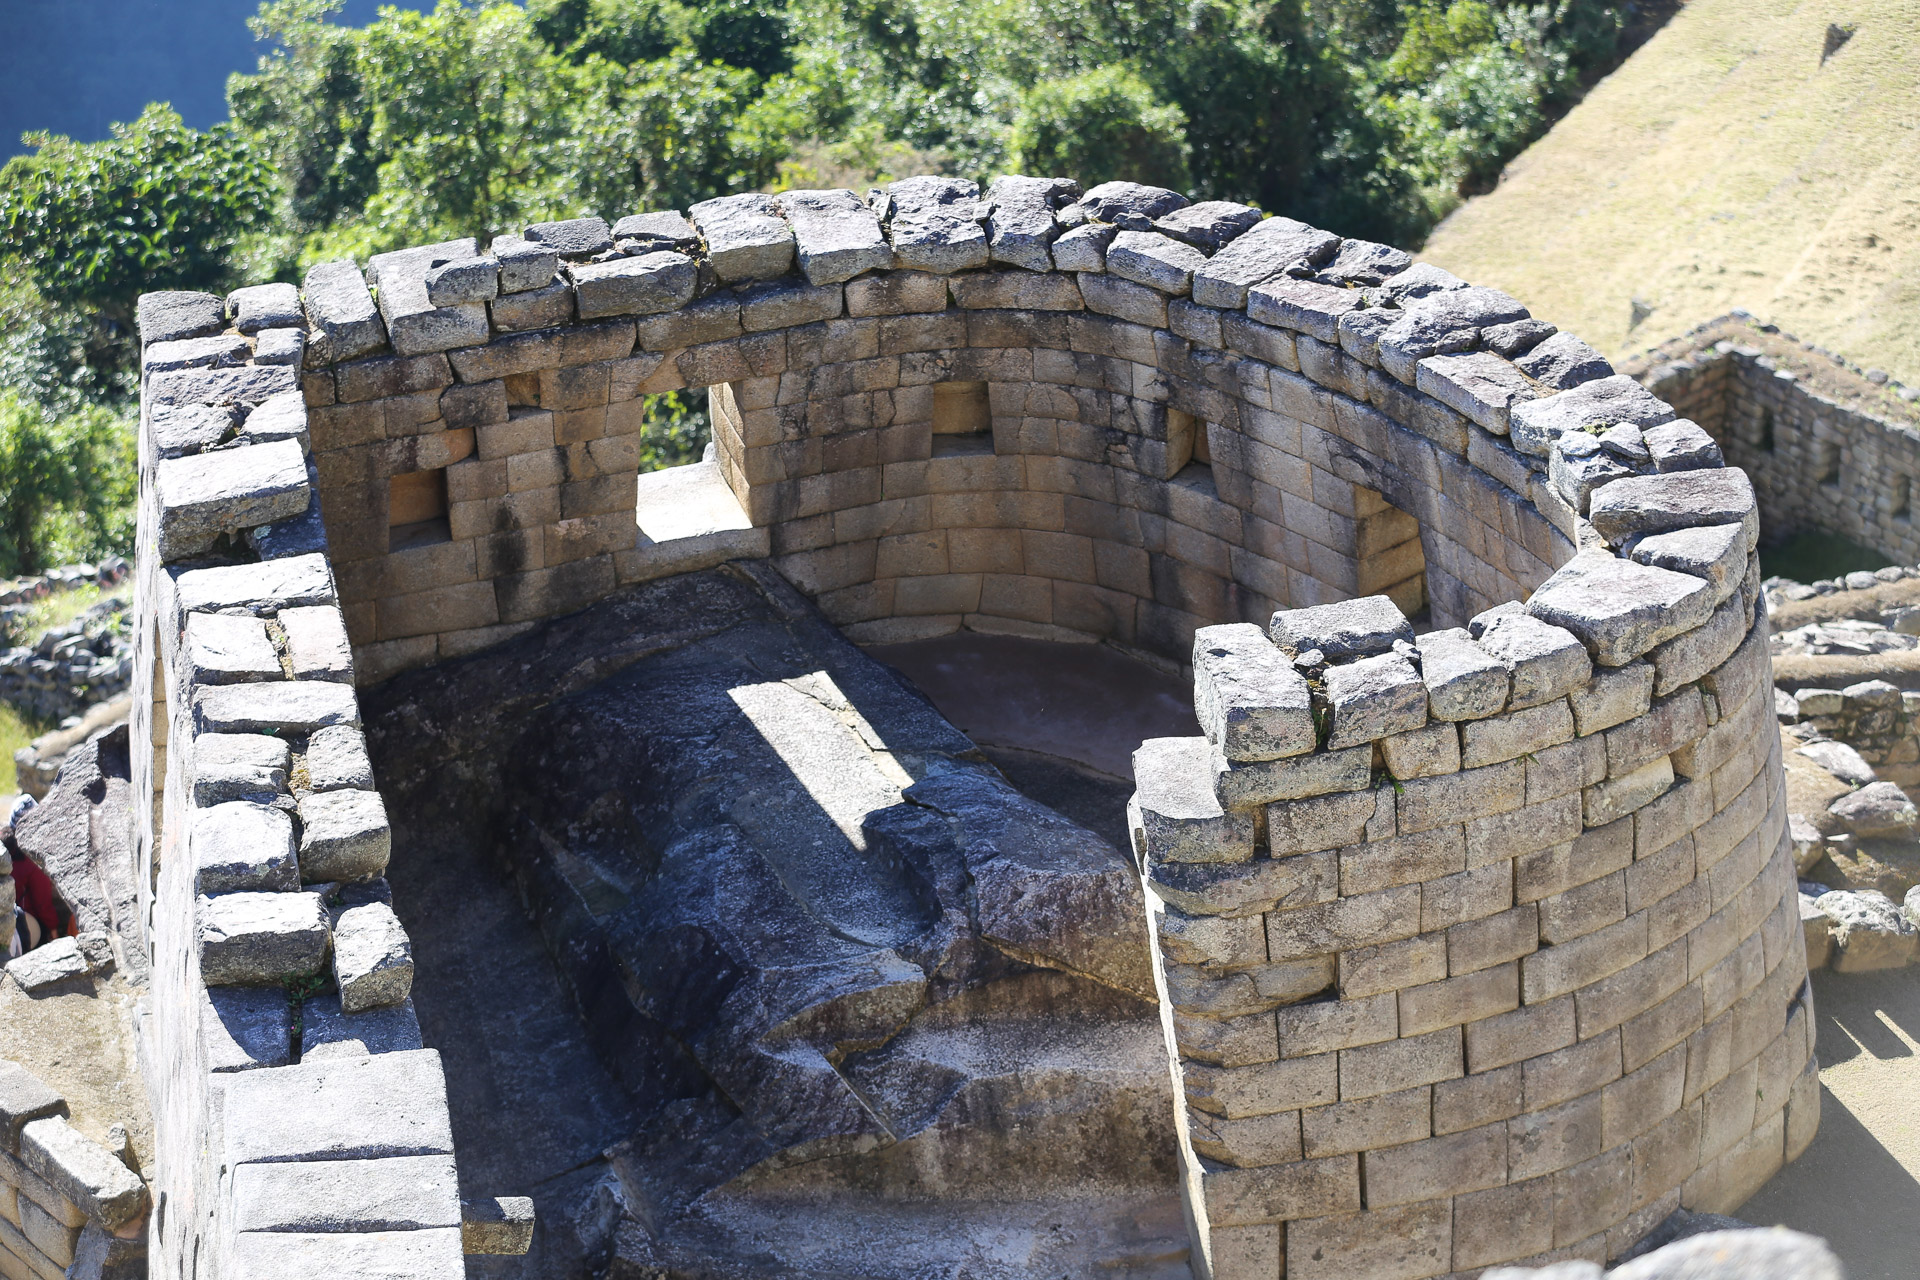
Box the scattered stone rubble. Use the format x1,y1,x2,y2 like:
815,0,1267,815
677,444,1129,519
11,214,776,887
129,172,1832,1276
0,1059,148,1280
0,560,133,729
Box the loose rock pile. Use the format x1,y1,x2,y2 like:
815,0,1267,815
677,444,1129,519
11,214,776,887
0,596,133,728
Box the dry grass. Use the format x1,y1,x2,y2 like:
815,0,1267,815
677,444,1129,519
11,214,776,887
1420,0,1920,385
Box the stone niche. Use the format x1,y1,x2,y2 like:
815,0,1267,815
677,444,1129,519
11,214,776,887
131,175,1813,1280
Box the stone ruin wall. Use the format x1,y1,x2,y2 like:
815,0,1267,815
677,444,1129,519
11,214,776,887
1634,315,1920,570
126,175,1813,1279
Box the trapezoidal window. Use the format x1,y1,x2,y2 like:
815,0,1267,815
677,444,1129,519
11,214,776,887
1355,488,1428,621
388,468,450,551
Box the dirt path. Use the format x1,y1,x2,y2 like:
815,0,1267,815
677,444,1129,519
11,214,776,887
0,969,152,1173
1738,967,1920,1279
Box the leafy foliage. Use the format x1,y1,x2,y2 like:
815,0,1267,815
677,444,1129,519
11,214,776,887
0,393,135,578
0,104,274,323
637,389,712,473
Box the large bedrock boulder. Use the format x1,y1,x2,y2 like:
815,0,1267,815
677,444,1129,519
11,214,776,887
359,562,1175,1267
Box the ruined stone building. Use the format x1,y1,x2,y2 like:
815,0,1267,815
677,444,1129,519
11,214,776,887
77,175,1825,1279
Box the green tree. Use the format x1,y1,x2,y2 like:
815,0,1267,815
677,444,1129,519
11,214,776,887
0,104,273,325
1010,65,1191,190
0,393,135,577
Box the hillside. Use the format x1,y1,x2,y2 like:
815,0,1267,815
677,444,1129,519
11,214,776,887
1421,0,1920,386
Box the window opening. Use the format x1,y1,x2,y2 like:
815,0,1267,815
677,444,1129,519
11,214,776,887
388,468,450,551
1355,489,1427,621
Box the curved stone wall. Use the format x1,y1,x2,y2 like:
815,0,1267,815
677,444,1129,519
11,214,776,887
129,175,1813,1278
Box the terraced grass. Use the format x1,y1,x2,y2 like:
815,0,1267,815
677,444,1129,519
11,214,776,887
1421,0,1920,385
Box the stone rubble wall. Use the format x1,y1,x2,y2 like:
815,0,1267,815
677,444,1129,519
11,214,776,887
0,1060,147,1280
1636,314,1920,568
135,174,1812,1279
128,291,466,1279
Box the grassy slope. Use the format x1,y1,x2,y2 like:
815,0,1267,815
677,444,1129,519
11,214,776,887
1420,0,1920,384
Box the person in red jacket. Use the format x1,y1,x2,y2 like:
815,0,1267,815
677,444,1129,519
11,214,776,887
5,813,71,958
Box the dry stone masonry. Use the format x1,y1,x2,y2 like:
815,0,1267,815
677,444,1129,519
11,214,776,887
0,1059,147,1280
129,173,1813,1278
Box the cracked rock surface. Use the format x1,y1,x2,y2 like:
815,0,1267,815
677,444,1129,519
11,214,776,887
361,562,1181,1279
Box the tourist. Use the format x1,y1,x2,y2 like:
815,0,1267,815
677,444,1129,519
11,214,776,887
4,800,71,958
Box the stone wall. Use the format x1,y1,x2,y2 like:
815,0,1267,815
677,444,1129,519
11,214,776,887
128,291,474,1279
1635,314,1920,566
275,182,1597,684
132,174,1812,1278
0,1060,147,1280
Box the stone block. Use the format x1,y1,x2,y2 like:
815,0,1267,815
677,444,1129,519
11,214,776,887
526,216,613,257
1247,276,1362,345
1416,627,1510,721
1132,737,1257,863
298,789,391,883
17,1118,145,1231
1475,611,1592,709
194,681,359,736
1815,889,1919,971
1282,1199,1452,1280
1199,1153,1361,1225
1397,761,1525,835
1215,744,1372,809
1271,595,1413,660
1299,1086,1429,1158
279,605,354,681
1324,651,1427,750
0,1064,67,1150
194,801,299,894
330,901,414,1012
981,175,1077,271
1338,1026,1463,1100
1149,850,1337,919
1416,351,1537,434
1461,699,1574,769
1508,374,1674,458
1643,419,1724,473
367,239,491,355
1267,789,1383,857
191,733,290,805
1192,217,1339,309
174,551,335,613
155,439,312,560
137,290,224,344
423,256,498,305
199,891,329,985
1379,722,1461,780
183,612,281,684
1050,223,1114,272
1106,230,1208,295
225,1228,464,1280
148,361,301,408
1192,624,1315,762
231,1153,459,1233
300,995,426,1061
203,985,292,1072
1276,994,1398,1060
1586,756,1675,827
461,1196,537,1256
775,188,894,284
1569,661,1654,736
1527,552,1717,667
1588,469,1757,549
1185,1053,1339,1119
1079,273,1169,327
571,251,698,319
